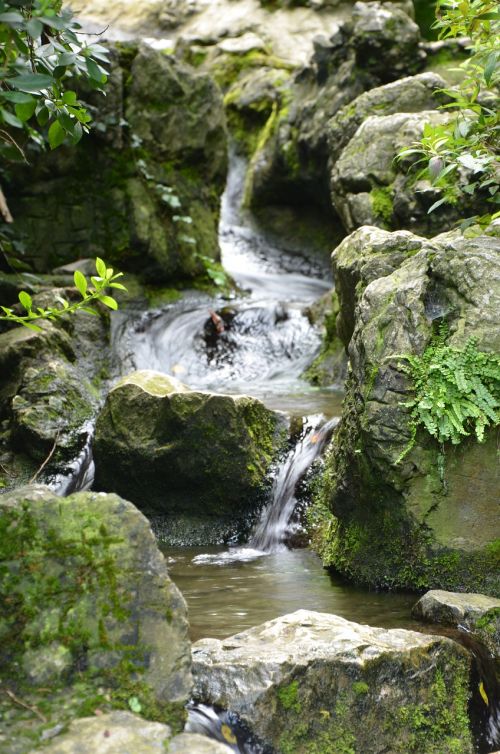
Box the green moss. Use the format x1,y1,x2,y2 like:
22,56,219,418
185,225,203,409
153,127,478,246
475,607,500,634
388,663,471,753
212,49,294,91
278,696,356,754
370,186,394,227
278,680,301,712
352,681,369,696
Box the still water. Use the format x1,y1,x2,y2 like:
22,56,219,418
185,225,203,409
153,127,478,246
163,546,418,642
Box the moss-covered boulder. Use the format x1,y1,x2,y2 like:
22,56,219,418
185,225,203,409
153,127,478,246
192,609,474,754
27,712,233,754
310,226,500,594
6,44,227,284
413,590,500,658
0,304,109,488
0,486,191,753
93,371,285,542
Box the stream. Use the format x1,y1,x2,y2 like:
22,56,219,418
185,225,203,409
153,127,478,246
111,153,499,753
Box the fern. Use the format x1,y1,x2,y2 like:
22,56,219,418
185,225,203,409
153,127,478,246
395,325,500,462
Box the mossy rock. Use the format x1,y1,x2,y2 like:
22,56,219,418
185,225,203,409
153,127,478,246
93,371,286,535
192,609,474,753
310,227,500,594
0,486,191,753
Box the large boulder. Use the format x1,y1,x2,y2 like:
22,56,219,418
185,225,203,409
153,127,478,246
310,226,500,594
413,590,500,658
93,371,285,542
0,486,191,752
27,712,233,754
192,609,474,754
7,44,227,284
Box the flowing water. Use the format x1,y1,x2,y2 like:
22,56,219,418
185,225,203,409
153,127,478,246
111,153,499,753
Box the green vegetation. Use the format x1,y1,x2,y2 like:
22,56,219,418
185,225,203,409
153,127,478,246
0,257,126,331
278,680,301,712
370,186,394,227
394,324,500,461
399,0,499,224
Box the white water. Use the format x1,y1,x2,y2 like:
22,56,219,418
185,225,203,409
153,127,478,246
250,415,338,552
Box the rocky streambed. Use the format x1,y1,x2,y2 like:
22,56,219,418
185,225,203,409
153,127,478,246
0,0,499,752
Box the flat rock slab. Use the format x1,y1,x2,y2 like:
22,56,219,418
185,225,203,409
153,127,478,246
413,590,500,658
28,712,233,754
192,609,474,753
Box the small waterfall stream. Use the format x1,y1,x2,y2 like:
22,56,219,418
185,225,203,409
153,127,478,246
250,416,337,552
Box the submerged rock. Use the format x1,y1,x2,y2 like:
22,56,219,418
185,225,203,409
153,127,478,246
0,485,191,707
192,609,474,754
413,590,500,658
310,226,500,594
27,711,234,754
93,371,285,541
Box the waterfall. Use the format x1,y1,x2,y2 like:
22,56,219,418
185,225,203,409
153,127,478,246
249,416,337,552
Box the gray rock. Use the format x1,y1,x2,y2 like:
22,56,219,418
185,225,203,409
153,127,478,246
27,712,234,754
192,609,474,753
311,226,500,593
413,590,500,658
1,485,192,705
93,371,285,539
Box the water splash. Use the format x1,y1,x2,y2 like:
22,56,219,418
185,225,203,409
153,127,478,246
249,415,338,552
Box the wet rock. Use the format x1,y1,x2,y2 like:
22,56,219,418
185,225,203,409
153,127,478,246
311,226,500,594
169,733,234,753
7,45,227,284
93,371,286,539
413,590,500,658
192,609,474,753
0,485,192,707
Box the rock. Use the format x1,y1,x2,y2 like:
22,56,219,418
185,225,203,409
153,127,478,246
0,309,109,486
192,609,474,754
413,590,500,658
243,2,424,232
28,712,234,754
328,73,490,236
351,1,424,83
168,733,234,753
93,371,285,541
218,33,267,55
0,485,192,708
7,44,227,284
310,226,500,594
327,72,449,165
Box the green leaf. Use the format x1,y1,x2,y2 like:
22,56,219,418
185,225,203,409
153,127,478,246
109,282,127,290
427,197,448,214
0,90,35,104
36,106,50,126
74,270,87,297
15,99,37,122
62,90,77,105
98,295,118,310
18,291,32,310
8,72,54,92
48,119,66,149
0,107,23,128
484,51,498,85
26,18,43,38
95,257,106,277
0,11,23,23
86,58,106,84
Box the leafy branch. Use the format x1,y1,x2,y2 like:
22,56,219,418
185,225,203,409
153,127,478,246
398,0,500,222
0,257,126,331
